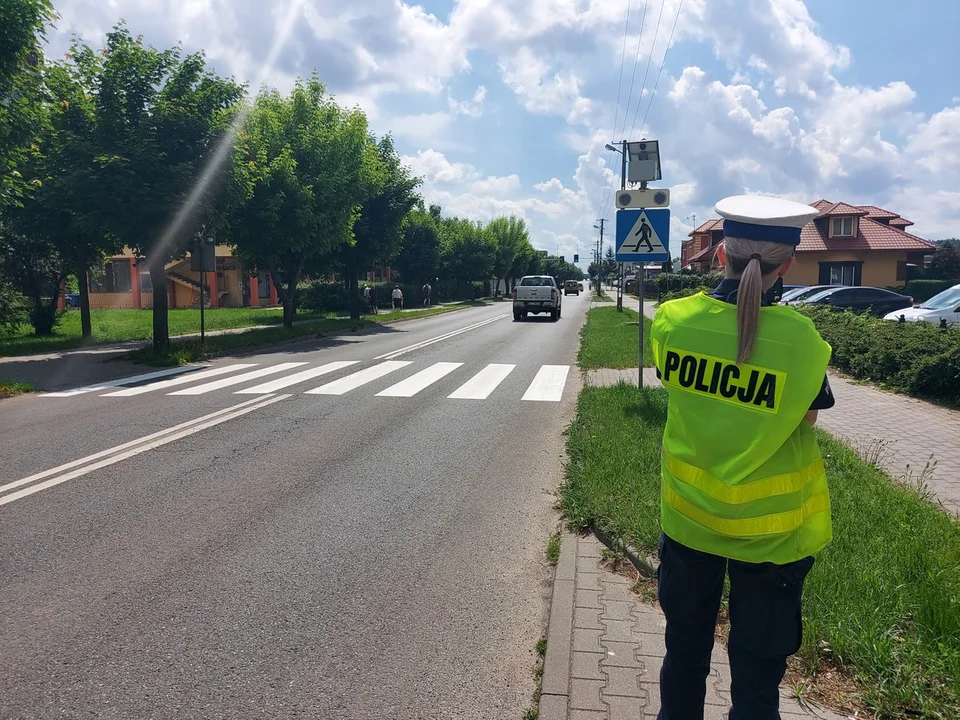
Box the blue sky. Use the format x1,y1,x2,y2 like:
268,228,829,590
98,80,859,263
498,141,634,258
45,0,960,267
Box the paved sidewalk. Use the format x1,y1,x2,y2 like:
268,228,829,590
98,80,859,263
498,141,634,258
599,294,960,516
539,532,849,720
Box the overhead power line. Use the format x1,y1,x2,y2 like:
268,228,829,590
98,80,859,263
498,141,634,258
638,0,684,137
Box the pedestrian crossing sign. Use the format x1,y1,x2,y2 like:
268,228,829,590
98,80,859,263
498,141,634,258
615,208,670,262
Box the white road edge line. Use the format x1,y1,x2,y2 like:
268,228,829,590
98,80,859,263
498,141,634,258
0,394,290,508
0,395,273,497
374,314,509,360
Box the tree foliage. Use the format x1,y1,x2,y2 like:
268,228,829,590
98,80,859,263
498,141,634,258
225,76,379,327
0,0,54,208
488,215,531,296
393,204,442,286
927,242,960,281
75,24,245,349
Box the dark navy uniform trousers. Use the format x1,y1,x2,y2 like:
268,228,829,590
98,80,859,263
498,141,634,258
656,533,815,720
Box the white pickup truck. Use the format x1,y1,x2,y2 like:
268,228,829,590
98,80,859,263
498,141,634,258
513,275,562,321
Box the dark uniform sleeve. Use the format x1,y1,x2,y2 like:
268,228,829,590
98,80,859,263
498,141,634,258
809,374,835,410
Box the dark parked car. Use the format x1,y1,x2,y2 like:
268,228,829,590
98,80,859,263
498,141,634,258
780,285,842,305
803,286,914,316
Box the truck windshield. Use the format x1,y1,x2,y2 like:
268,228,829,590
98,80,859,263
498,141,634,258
520,278,553,286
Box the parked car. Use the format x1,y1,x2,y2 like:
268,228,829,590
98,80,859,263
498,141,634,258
513,275,562,321
779,285,841,305
883,284,960,327
802,286,914,316
564,280,580,296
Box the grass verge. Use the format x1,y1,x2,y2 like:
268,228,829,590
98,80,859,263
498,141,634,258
592,293,614,302
127,302,481,366
559,382,960,718
0,381,34,399
577,306,653,369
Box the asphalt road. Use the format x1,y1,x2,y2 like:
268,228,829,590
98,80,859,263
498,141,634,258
0,292,590,719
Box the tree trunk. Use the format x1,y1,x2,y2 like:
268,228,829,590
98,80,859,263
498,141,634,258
282,282,296,328
78,263,92,339
149,261,169,352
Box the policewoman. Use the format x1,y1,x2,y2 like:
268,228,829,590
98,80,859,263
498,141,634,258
650,195,836,720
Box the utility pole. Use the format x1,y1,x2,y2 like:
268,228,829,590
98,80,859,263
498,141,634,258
594,219,607,296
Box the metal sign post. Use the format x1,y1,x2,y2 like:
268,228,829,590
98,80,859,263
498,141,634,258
638,265,644,387
198,237,205,342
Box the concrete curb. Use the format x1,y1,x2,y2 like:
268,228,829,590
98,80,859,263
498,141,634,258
589,523,659,578
538,532,577,720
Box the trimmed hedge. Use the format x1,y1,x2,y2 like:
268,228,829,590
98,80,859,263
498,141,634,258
653,271,723,297
905,279,958,303
798,305,960,405
660,286,711,302
298,279,489,314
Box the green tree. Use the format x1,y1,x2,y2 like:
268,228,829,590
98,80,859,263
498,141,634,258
0,0,54,209
394,204,442,286
488,215,530,296
343,135,420,319
8,58,122,338
0,225,70,335
928,242,960,280
440,216,496,283
602,245,619,278
78,24,245,350
226,76,378,327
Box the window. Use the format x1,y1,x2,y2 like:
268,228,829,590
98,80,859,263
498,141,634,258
258,271,270,298
90,259,132,293
831,216,854,237
519,277,555,286
139,271,153,293
818,261,862,286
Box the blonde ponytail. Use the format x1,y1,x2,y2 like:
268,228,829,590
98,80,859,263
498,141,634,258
722,237,796,364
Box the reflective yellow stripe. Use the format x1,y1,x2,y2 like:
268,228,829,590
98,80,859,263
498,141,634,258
663,449,824,504
663,485,830,537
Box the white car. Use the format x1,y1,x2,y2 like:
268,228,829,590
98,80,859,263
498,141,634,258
883,284,960,327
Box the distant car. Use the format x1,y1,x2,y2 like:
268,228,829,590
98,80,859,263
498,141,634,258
780,285,841,305
884,284,960,327
803,286,914,316
513,275,562,321
564,280,580,296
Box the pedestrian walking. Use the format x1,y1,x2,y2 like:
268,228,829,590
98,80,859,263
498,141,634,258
368,285,378,314
392,284,403,310
422,282,432,307
650,195,836,720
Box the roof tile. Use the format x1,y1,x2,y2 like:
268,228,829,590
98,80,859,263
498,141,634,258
798,216,936,253
817,201,870,217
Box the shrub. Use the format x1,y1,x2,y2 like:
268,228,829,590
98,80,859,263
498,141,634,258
797,305,960,404
298,281,350,313
905,279,958,303
0,279,28,333
653,271,722,297
660,286,711,302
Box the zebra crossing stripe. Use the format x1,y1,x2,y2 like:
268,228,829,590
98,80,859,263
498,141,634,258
102,364,259,397
521,365,570,402
377,362,463,397
448,364,516,400
168,362,308,395
306,361,412,395
235,361,360,394
41,366,201,397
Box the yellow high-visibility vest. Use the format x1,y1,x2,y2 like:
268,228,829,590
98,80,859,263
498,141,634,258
651,293,833,565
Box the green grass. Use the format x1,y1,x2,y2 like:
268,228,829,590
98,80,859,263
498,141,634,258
0,307,329,357
0,380,34,398
592,293,614,302
545,528,562,566
577,306,653,369
127,302,482,366
560,383,960,718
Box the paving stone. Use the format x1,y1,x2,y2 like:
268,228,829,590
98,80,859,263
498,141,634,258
579,572,603,591
576,589,603,609
569,711,608,720
569,678,606,712
574,606,604,630
599,641,642,668
577,536,602,558
635,631,666,657
577,555,601,574
599,599,633,622
600,618,637,644
538,693,568,720
573,627,605,653
606,693,653,720
571,651,605,681
555,533,577,582
601,665,644,698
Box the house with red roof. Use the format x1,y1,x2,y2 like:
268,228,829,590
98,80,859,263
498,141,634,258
680,200,937,288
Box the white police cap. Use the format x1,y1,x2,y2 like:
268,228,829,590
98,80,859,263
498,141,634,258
714,195,819,246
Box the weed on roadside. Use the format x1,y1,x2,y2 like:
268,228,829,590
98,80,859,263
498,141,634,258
523,635,547,720
0,381,33,398
545,528,562,567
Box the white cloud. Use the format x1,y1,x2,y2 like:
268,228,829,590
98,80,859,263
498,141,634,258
498,47,593,125
448,86,487,117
